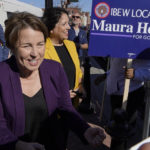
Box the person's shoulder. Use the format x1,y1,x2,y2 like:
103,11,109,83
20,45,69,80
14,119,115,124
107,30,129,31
0,61,7,68
69,25,74,30
42,59,64,73
41,59,65,78
0,57,12,68
64,40,76,49
68,26,74,32
79,27,87,33
43,59,61,68
0,60,10,79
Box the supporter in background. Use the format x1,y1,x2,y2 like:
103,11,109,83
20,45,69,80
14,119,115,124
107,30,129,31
107,58,149,119
0,24,9,61
68,11,88,65
81,12,87,29
106,57,150,148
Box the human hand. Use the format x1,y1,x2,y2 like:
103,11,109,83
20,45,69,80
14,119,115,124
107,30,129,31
80,43,88,50
124,67,134,79
84,127,106,147
15,140,45,150
69,89,77,98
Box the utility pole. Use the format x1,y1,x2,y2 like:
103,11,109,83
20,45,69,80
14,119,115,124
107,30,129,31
45,0,53,9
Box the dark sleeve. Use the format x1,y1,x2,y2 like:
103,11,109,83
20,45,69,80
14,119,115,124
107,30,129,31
57,64,90,143
68,28,75,41
0,93,18,149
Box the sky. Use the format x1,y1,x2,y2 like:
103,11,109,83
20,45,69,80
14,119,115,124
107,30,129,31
18,0,92,14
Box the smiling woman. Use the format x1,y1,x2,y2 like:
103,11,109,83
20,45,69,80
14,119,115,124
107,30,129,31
0,11,106,150
42,7,83,100
15,28,45,76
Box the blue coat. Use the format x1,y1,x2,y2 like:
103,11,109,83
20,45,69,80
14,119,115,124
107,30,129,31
0,24,9,62
0,56,89,149
68,26,88,56
0,24,5,44
68,26,88,45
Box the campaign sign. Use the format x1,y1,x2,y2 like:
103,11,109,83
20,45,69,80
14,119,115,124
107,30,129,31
88,0,150,59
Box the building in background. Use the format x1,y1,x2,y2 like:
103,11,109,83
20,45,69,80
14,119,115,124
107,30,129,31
0,0,43,29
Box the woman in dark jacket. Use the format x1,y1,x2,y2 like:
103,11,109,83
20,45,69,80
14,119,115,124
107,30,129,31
0,12,106,150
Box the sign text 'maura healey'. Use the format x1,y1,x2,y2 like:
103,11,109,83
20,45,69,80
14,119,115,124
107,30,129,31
92,20,150,34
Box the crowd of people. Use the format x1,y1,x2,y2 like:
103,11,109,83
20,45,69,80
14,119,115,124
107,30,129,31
0,6,150,150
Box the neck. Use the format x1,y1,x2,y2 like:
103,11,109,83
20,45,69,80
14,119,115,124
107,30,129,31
50,38,63,46
16,60,39,79
20,70,39,79
18,66,39,80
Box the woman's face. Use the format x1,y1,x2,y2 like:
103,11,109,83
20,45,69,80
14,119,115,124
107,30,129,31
14,27,45,75
51,13,70,42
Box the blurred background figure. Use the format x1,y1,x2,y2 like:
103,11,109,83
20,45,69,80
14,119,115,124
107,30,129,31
81,12,87,29
68,11,88,65
106,57,150,148
0,24,9,61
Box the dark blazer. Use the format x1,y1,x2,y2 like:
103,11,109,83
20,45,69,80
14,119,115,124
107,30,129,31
0,56,89,149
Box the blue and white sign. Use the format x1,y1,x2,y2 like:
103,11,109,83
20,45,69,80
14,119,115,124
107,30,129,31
88,0,150,59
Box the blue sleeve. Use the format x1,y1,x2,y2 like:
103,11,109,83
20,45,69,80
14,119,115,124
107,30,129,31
0,96,18,148
0,25,9,61
133,60,150,82
0,25,5,45
68,29,75,41
79,30,88,44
